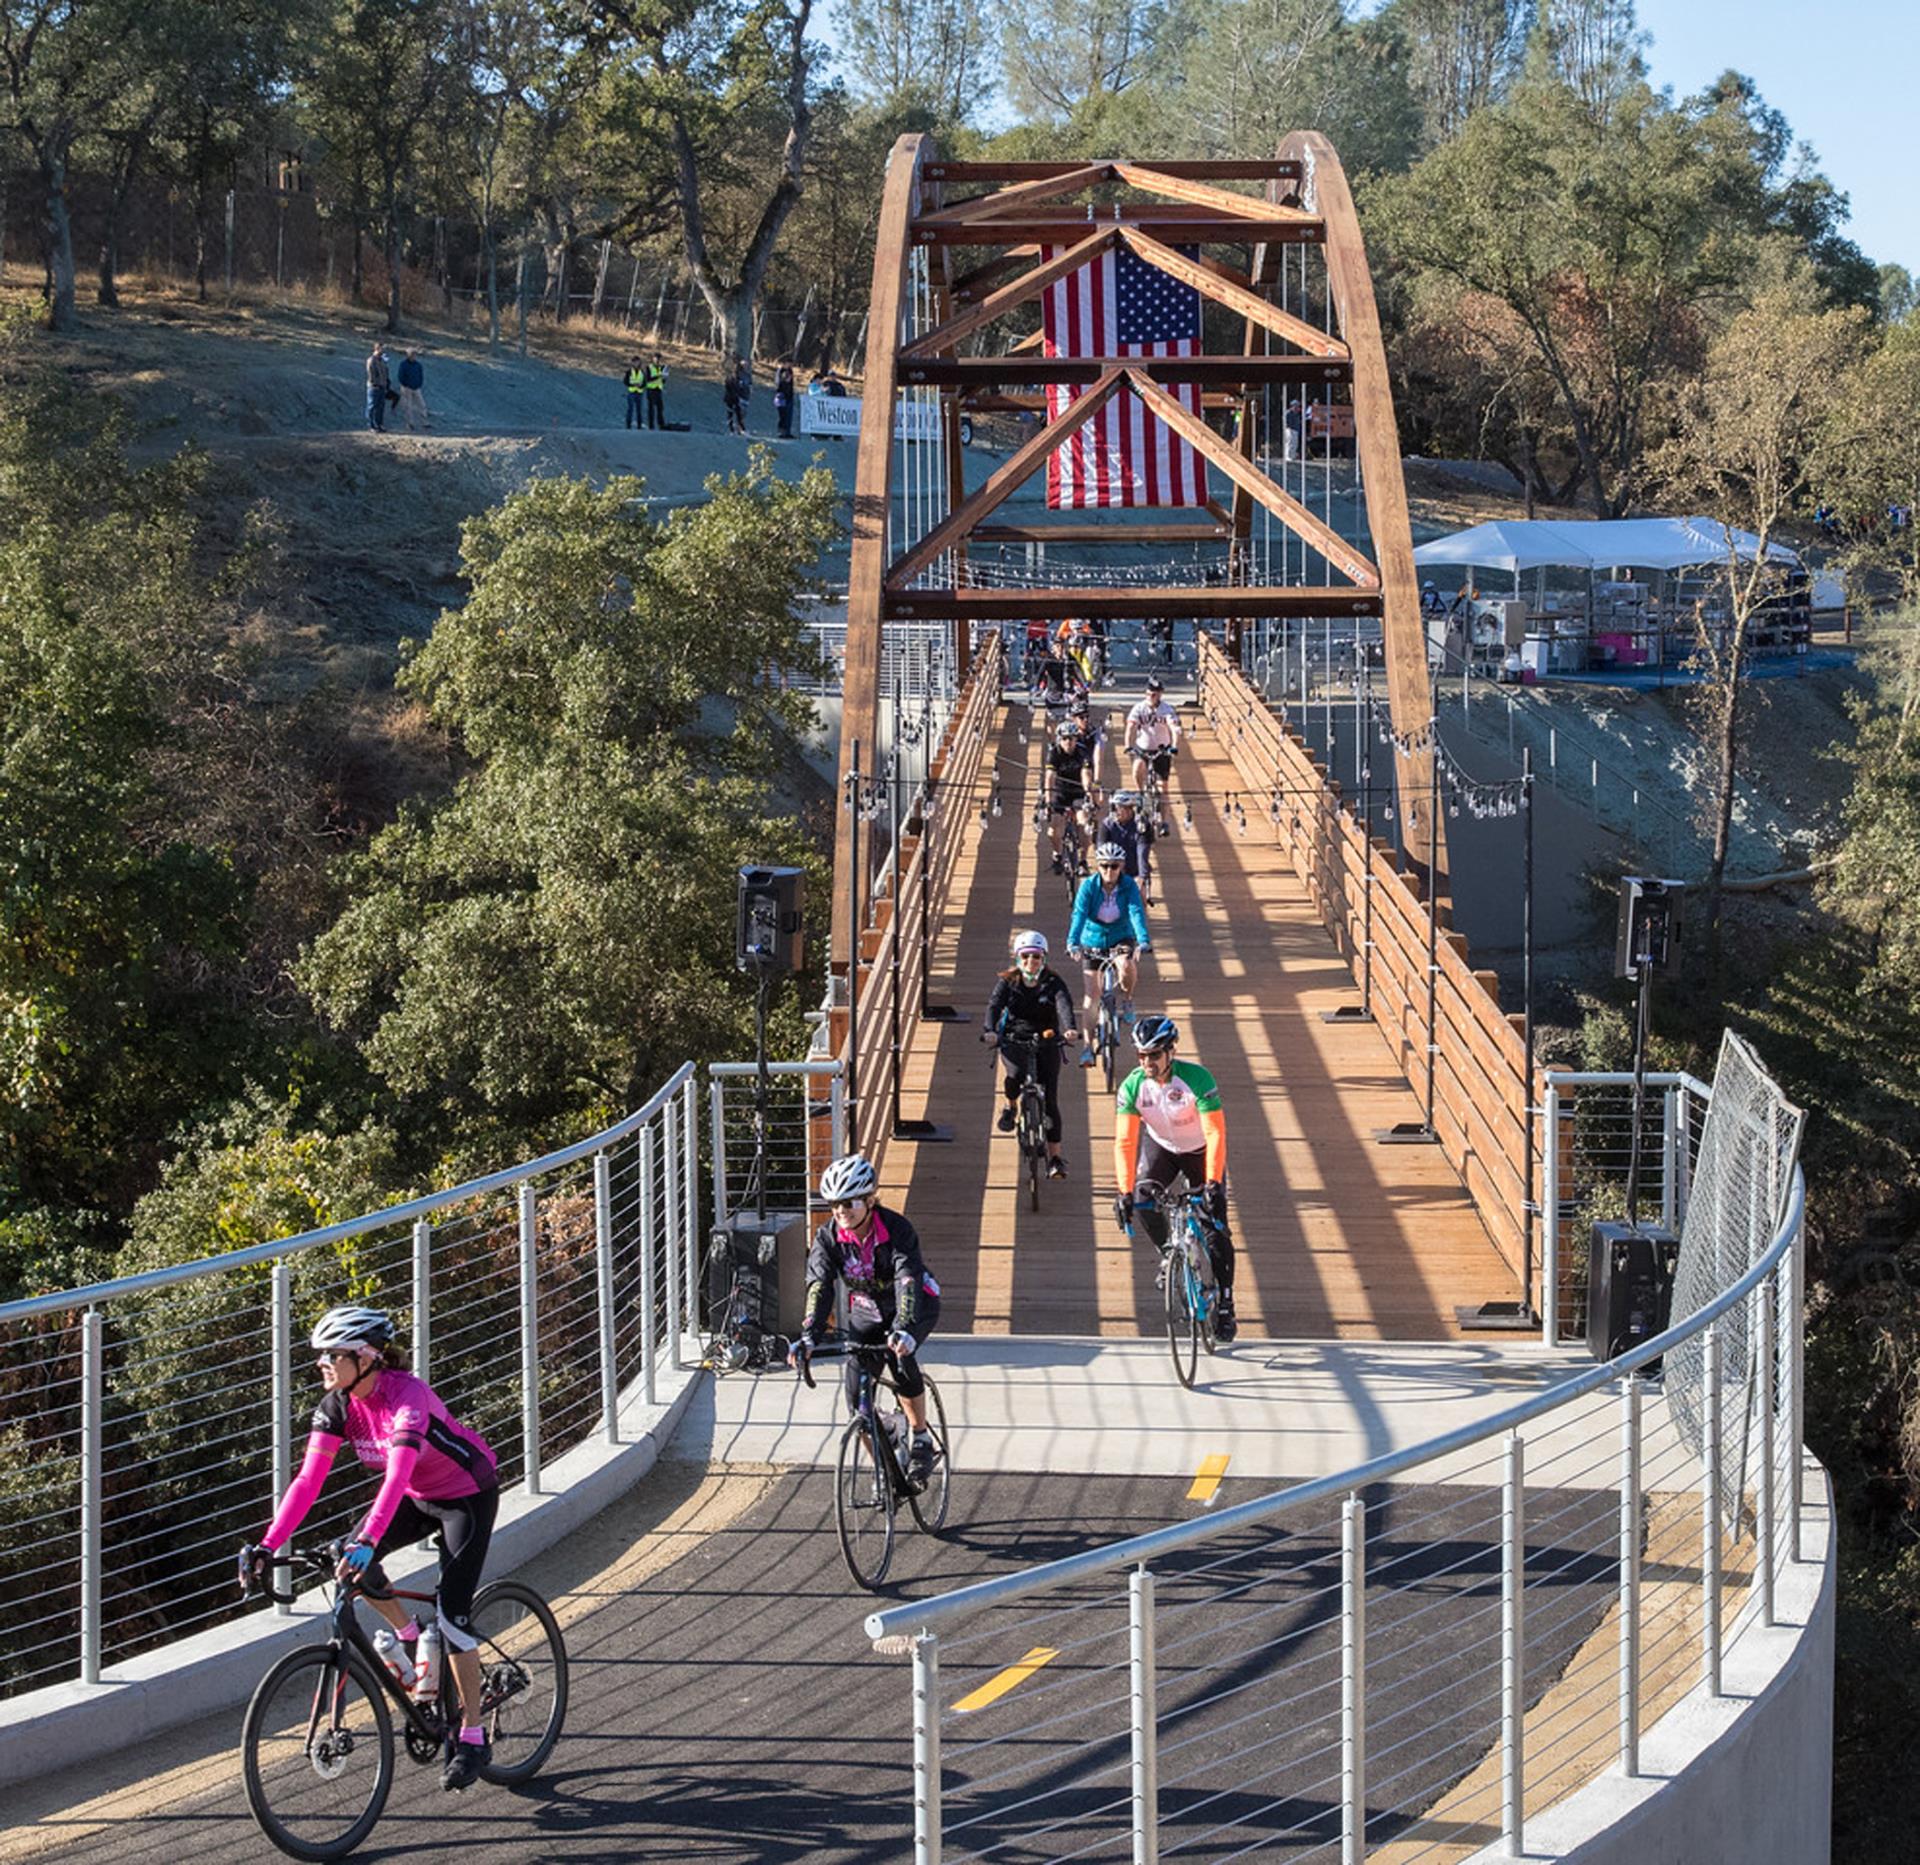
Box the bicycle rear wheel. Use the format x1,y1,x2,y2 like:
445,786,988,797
1164,1249,1200,1390
906,1375,953,1535
469,1579,569,1784
243,1645,394,1863
836,1415,897,1589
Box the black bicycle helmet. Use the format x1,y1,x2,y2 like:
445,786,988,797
1132,1014,1178,1054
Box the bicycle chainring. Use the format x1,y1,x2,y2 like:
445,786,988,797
404,1707,445,1765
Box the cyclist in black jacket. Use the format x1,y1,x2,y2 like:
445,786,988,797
791,1154,944,1485
1047,719,1098,874
982,929,1081,1178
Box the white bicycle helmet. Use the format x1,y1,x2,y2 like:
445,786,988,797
819,1153,880,1203
1110,790,1141,808
1012,929,1049,956
310,1305,394,1353
1094,842,1128,865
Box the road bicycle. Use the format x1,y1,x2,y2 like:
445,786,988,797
1137,756,1170,837
799,1339,952,1590
1121,1188,1223,1389
1058,797,1091,894
237,1543,567,1861
991,1020,1066,1211
1087,943,1137,1094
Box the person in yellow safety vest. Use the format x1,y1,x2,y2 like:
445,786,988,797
643,358,668,430
624,357,647,429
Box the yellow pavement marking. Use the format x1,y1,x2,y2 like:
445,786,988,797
953,1646,1060,1714
1187,1453,1231,1502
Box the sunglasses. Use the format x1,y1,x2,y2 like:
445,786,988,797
829,1197,868,1213
1098,861,1124,872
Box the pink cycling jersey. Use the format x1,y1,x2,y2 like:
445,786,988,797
262,1369,496,1552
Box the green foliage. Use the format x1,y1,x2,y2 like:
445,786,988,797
0,346,256,1231
1367,63,1869,518
297,456,836,1160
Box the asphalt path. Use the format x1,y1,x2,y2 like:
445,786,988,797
9,1459,1615,1864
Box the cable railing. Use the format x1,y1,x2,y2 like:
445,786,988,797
0,1065,706,1701
843,628,1005,1162
867,1044,1811,1863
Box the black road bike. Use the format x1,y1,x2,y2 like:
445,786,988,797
237,1544,567,1861
799,1340,952,1590
993,1021,1066,1212
1089,943,1137,1094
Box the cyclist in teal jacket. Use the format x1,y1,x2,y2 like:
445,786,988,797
1067,849,1151,1064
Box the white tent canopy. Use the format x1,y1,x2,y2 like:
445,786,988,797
1413,516,1800,574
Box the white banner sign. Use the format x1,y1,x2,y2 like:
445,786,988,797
798,395,940,442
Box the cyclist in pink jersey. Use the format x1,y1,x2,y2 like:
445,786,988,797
245,1305,501,1792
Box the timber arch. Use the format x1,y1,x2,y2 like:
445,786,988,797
830,133,1442,988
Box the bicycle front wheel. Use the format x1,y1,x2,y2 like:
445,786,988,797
836,1415,897,1589
1022,1100,1044,1212
243,1645,394,1863
906,1375,953,1535
1164,1251,1200,1390
1101,1004,1117,1093
470,1579,569,1785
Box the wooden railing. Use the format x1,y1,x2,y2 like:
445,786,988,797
1197,632,1535,1284
840,630,1006,1167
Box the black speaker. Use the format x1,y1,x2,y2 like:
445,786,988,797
736,865,805,974
1587,1222,1681,1365
1615,877,1683,980
706,1210,809,1339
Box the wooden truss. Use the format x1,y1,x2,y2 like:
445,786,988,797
831,141,1439,977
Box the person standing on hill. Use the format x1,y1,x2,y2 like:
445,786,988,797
644,356,667,429
722,369,744,435
365,342,390,433
732,355,752,432
624,356,647,429
774,361,795,438
396,350,430,431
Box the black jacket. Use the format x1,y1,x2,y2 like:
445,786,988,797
985,966,1075,1038
802,1204,933,1339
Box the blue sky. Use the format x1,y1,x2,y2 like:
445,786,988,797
1632,0,1914,272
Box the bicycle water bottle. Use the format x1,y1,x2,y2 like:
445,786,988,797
886,1411,908,1460
1186,1226,1213,1291
413,1624,442,1701
372,1625,409,1687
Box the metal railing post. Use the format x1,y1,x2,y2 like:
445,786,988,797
1619,1375,1641,1775
271,1262,293,1618
664,1097,683,1369
1758,1272,1776,1626
682,1075,700,1333
640,1125,658,1407
709,1076,728,1222
1702,1325,1723,1696
913,1632,942,1865
80,1308,102,1685
830,1064,847,1160
1342,1495,1366,1865
595,1151,618,1444
1541,1085,1561,1347
411,1218,432,1386
1501,1432,1524,1854
518,1182,541,1494
1130,1566,1159,1864
1788,1214,1805,1564
1660,1084,1680,1231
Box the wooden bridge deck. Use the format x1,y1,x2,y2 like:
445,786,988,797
873,698,1523,1341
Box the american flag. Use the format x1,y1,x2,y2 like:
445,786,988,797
1042,243,1209,509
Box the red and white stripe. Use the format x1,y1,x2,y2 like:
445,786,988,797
1040,248,1208,510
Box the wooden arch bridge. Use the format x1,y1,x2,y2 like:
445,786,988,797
825,137,1539,1341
